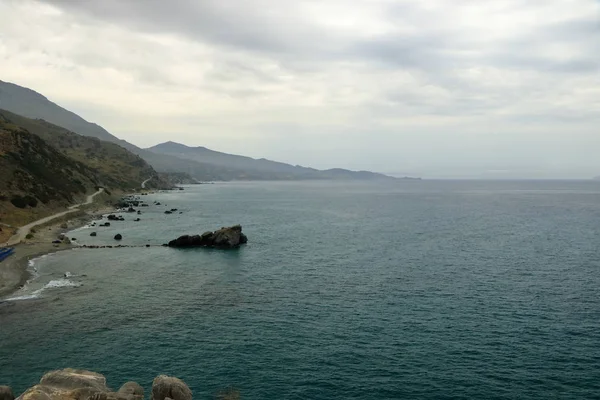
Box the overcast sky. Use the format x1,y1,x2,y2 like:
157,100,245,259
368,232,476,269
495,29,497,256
0,0,598,178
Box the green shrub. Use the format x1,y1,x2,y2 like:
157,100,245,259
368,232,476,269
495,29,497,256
10,196,28,208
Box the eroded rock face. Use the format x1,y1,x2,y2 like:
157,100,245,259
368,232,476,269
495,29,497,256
0,386,14,400
168,225,248,249
151,376,191,400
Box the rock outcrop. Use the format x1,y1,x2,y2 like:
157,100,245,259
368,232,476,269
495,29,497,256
0,386,14,400
151,376,191,400
4,370,197,400
16,369,110,400
117,382,143,400
167,225,248,249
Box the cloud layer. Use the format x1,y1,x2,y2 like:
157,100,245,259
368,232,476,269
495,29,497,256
0,0,598,177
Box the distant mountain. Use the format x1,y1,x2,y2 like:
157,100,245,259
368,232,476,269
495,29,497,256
0,80,232,179
148,141,395,181
0,80,396,181
0,80,120,143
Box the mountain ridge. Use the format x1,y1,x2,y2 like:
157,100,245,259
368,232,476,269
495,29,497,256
147,141,395,181
0,80,398,181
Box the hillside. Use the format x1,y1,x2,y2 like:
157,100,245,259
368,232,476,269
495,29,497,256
0,80,245,180
148,141,396,180
0,116,100,226
0,110,168,190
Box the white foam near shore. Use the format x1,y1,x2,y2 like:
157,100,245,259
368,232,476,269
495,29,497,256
3,278,82,302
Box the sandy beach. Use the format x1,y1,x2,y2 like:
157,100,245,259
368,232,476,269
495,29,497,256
0,207,114,299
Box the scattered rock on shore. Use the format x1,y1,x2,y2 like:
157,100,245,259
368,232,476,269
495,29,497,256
168,225,248,249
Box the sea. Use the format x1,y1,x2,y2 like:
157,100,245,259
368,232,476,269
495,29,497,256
1,180,599,399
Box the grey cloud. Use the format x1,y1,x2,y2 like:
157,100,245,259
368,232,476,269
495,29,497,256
38,0,332,54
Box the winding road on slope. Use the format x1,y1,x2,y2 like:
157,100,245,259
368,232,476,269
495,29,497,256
141,177,152,189
3,188,105,247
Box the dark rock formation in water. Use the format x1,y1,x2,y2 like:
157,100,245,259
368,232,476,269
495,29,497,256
90,232,97,237
168,225,248,249
0,386,14,400
114,234,122,241
9,369,192,400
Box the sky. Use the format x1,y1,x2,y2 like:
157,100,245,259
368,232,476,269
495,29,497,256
0,0,599,178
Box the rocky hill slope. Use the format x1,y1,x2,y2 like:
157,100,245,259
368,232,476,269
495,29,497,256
0,110,169,227
0,110,166,190
0,117,100,226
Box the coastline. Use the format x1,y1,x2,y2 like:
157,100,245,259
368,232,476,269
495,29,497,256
0,206,114,300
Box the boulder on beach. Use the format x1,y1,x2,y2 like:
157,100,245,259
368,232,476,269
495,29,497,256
114,234,122,241
151,376,192,400
134,218,141,222
164,211,172,214
168,225,248,249
90,232,97,237
0,386,14,400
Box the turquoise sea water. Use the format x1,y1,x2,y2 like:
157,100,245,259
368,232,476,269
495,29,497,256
1,180,600,399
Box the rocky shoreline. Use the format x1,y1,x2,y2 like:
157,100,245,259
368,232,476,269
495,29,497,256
0,368,233,400
0,191,248,301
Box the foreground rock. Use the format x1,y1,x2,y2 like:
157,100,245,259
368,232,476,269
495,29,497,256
151,376,191,400
11,369,191,400
17,369,109,400
0,386,14,400
167,225,248,249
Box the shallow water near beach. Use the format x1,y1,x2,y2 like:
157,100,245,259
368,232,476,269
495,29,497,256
1,180,600,399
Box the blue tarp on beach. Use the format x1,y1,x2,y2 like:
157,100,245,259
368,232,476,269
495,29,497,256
0,247,14,262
